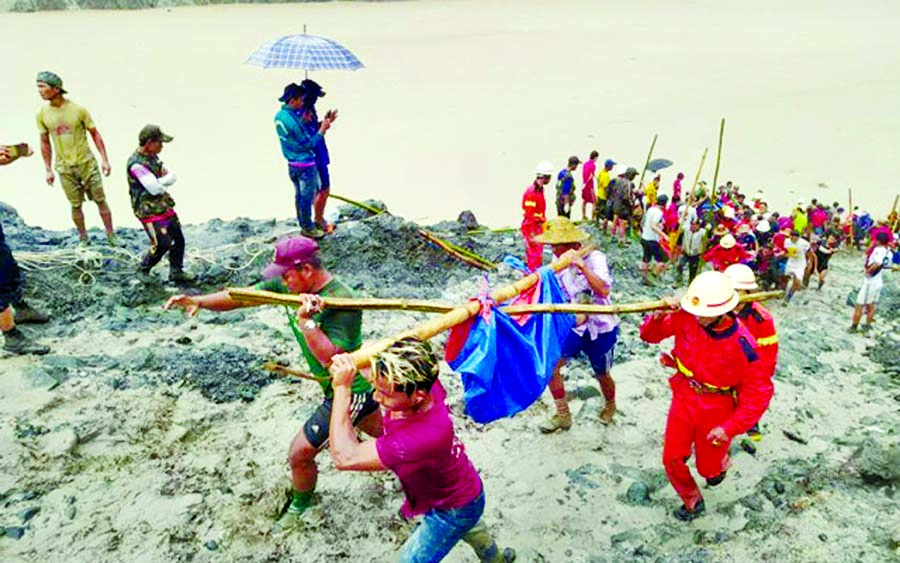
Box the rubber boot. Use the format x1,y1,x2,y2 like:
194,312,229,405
14,301,49,324
539,413,572,434
598,375,617,425
463,520,517,562
3,327,50,355
673,498,706,522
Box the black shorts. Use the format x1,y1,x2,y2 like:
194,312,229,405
641,239,666,263
303,391,379,450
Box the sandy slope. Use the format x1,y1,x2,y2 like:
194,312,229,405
2,0,900,232
1,222,898,562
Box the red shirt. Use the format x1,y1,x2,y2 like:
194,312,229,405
702,243,750,271
640,310,772,437
522,182,546,225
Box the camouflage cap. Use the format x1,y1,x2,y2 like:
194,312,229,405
138,124,174,146
36,71,67,94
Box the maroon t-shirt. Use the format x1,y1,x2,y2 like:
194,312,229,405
375,381,482,517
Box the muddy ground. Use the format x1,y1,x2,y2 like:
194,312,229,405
1,203,898,562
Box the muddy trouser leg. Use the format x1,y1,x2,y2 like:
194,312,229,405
398,490,485,563
662,393,703,510
0,228,24,313
140,220,173,271
462,520,505,563
166,215,186,272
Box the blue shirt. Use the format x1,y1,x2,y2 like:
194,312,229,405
274,104,322,166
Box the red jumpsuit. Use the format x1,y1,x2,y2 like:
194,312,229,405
702,243,749,271
735,302,778,376
640,310,773,511
521,182,546,270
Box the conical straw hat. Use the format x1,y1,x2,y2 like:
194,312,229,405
533,217,590,245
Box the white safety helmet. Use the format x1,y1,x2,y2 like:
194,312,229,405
724,263,759,291
681,271,739,317
536,161,554,176
719,233,736,249
722,206,736,219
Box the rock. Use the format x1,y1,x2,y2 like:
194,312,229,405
889,525,900,550
739,494,764,512
855,439,900,486
18,506,40,523
623,481,652,506
818,533,828,542
457,210,480,231
204,540,219,551
175,336,192,345
4,526,26,539
41,428,78,457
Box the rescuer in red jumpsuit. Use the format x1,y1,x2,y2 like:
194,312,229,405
521,162,553,270
725,263,778,442
640,271,773,521
702,233,750,271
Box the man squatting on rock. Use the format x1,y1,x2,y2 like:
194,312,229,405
127,125,193,283
329,337,515,563
164,236,382,519
640,271,774,521
0,142,51,355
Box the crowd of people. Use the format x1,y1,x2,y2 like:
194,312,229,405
523,154,900,329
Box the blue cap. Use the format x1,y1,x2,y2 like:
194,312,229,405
604,159,615,168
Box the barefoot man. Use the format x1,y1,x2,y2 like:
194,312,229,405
36,71,117,246
164,235,382,520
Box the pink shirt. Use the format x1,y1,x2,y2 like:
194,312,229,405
556,250,618,338
375,381,482,517
582,159,596,190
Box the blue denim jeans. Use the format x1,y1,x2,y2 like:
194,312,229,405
288,165,320,231
398,490,488,563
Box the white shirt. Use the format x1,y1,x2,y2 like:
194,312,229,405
641,206,664,242
785,237,810,271
678,204,697,231
865,246,891,286
556,250,618,338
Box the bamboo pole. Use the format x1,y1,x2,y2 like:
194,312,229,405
690,147,709,199
417,230,497,270
228,289,457,313
501,290,783,315
889,194,899,231
230,289,783,316
328,193,384,215
710,118,725,193
848,188,854,248
345,245,596,368
637,133,658,194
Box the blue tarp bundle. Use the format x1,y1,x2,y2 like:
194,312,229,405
445,266,575,424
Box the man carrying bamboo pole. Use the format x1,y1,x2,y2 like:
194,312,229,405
164,235,382,520
328,338,515,563
533,219,620,431
640,271,771,521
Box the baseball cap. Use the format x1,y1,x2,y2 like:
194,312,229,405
262,236,320,280
138,124,174,146
36,70,67,94
279,83,304,102
568,155,581,167
604,159,616,168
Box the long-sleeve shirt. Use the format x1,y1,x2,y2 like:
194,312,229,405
639,310,772,437
274,105,321,166
522,182,546,225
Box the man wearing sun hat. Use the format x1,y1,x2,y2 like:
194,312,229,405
640,271,770,521
164,235,381,520
533,218,620,431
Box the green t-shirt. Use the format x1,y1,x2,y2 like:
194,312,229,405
36,100,97,169
254,277,371,397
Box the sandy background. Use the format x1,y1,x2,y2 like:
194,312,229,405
2,0,900,233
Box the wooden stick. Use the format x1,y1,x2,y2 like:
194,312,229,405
848,188,854,247
346,245,596,368
689,147,708,202
501,290,783,315
263,362,321,381
637,133,658,194
889,194,899,231
328,193,384,215
417,230,497,270
711,118,726,193
228,289,457,313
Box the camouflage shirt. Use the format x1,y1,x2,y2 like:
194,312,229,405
126,150,175,220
